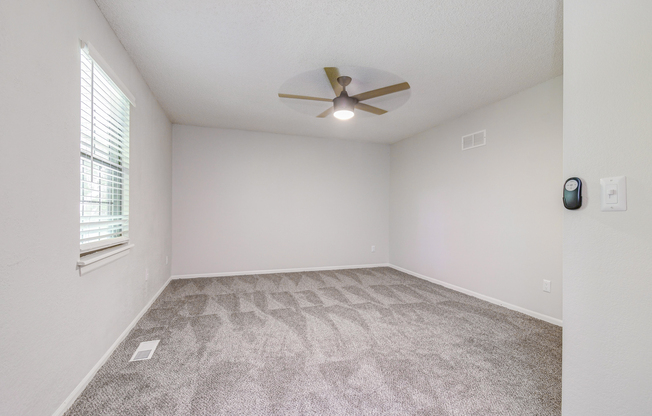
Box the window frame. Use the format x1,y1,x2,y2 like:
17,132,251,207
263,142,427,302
78,41,136,263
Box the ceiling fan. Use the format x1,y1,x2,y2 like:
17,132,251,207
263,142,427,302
278,67,410,120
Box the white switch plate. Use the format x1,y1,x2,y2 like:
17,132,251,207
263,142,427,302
371,245,376,253
600,176,627,211
543,280,551,293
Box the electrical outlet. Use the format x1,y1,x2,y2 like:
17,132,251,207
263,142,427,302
165,256,169,265
543,280,551,293
371,245,376,253
145,268,149,281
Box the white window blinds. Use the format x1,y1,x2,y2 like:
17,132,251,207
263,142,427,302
80,46,130,253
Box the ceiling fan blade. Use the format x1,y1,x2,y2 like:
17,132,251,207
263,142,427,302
355,103,387,115
316,107,334,118
278,93,333,102
324,67,343,96
352,82,410,101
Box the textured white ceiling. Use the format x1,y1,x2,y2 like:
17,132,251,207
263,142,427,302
95,0,562,144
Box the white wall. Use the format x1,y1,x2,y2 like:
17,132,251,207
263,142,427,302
563,1,652,414
390,77,563,322
0,0,172,415
172,126,390,276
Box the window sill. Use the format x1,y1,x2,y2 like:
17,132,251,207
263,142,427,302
77,243,135,275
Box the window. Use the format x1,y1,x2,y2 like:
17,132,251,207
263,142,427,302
80,45,130,254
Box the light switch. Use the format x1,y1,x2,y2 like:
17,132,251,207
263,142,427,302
601,176,627,211
605,184,618,203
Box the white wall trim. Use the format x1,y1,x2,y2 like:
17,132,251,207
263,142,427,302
389,264,563,327
77,244,135,275
52,275,173,416
172,263,391,280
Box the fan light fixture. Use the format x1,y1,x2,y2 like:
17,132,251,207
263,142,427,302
333,77,358,120
333,109,354,120
333,86,358,120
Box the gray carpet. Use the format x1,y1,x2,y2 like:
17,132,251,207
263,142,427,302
65,267,562,415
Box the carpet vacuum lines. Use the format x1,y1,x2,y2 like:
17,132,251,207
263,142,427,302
64,267,562,416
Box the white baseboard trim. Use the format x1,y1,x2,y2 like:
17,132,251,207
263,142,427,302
389,264,563,327
171,263,392,280
52,275,173,416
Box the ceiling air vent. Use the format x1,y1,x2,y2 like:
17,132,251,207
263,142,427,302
129,340,160,362
462,130,486,150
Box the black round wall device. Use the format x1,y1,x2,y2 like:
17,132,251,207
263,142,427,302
563,177,582,210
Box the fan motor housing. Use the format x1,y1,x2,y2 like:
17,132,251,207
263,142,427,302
333,92,358,112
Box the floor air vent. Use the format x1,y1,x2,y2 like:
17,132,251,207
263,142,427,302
129,340,160,362
462,130,486,150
